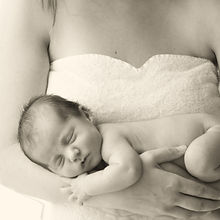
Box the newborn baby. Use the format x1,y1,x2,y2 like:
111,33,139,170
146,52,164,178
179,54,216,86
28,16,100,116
18,95,220,204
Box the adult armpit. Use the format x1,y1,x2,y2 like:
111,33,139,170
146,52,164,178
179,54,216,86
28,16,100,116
0,0,61,203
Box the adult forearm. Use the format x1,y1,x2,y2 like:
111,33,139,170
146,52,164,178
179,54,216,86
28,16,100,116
84,148,220,219
0,0,51,149
0,143,66,203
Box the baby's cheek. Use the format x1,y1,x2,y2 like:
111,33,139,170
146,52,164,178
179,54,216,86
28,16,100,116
64,164,82,178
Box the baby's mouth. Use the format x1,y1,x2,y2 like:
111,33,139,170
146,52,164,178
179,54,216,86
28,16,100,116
81,154,89,169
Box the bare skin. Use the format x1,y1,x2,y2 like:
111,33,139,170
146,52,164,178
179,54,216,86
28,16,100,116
49,0,217,66
1,0,220,219
102,113,214,153
62,112,220,204
98,113,220,182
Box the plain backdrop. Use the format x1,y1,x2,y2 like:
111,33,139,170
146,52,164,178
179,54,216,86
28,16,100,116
0,184,44,220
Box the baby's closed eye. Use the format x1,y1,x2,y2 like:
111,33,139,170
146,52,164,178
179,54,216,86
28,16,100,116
50,155,65,170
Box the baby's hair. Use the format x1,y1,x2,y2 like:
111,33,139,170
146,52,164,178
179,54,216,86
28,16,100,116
17,94,92,167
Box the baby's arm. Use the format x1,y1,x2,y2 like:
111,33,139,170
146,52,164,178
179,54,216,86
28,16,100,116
184,125,220,182
78,134,142,196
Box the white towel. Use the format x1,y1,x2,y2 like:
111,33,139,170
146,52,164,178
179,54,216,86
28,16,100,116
48,54,220,123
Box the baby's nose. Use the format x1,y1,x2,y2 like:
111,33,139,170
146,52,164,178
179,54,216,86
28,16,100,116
69,147,81,162
73,147,80,157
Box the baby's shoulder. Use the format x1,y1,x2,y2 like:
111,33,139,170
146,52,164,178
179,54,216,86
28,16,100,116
97,123,122,137
97,123,129,160
97,123,125,141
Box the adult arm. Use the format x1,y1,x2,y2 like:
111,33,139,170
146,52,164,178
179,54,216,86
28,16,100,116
0,0,66,202
83,146,220,219
97,2,220,218
0,0,50,149
1,1,220,219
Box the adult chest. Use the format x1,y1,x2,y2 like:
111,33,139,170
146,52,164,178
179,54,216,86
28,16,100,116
49,0,202,68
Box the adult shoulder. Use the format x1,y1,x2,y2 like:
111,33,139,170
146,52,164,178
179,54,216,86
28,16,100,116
192,0,220,63
0,0,54,147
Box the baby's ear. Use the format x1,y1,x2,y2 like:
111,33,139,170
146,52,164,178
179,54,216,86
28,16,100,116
78,105,94,123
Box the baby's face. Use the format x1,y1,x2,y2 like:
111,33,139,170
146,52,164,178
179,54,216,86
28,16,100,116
30,107,102,177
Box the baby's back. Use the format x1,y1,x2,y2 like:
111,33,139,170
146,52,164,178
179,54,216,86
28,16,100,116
99,113,220,153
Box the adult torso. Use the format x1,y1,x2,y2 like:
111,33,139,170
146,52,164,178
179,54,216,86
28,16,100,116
49,0,217,68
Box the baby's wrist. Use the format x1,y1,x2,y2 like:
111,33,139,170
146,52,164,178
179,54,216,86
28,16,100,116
77,174,89,193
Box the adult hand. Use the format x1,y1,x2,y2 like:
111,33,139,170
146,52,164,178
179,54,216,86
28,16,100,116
83,146,220,220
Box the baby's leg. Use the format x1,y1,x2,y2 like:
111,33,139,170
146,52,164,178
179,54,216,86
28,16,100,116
184,125,220,182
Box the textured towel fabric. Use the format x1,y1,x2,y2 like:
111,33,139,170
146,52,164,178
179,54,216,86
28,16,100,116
45,54,220,220
48,54,220,124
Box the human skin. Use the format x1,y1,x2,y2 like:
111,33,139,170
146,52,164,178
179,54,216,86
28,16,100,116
84,148,220,219
1,0,220,219
60,112,220,201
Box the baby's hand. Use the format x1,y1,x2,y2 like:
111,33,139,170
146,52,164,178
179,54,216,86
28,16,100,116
61,173,91,205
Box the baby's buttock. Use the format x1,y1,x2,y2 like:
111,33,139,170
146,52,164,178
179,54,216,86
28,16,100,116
203,113,220,130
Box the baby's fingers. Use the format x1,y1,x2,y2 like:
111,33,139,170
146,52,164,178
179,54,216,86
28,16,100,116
68,193,77,202
60,185,72,195
76,198,84,206
68,193,83,205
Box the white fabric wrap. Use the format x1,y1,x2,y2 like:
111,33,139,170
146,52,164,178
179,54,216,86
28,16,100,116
48,54,220,123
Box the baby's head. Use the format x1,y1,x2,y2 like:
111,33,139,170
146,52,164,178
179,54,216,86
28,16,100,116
18,95,102,178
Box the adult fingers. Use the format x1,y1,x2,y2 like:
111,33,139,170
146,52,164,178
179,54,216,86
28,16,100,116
160,162,195,180
141,145,187,165
207,210,220,220
176,194,220,212
169,206,209,219
179,178,220,200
